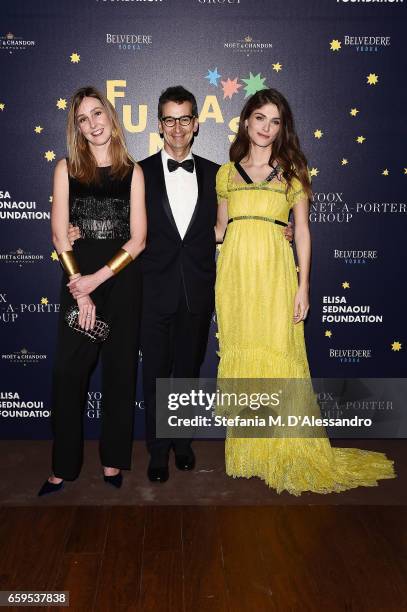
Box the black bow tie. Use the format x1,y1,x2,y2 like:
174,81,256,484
167,158,194,173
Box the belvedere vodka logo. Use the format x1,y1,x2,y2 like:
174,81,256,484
333,250,378,264
106,33,153,51
329,349,372,363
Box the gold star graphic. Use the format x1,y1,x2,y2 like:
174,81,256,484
49,195,53,203
367,73,378,85
391,341,402,352
215,332,220,339
34,125,43,134
70,52,80,63
325,330,332,338
382,169,389,176
404,168,407,175
342,281,350,289
350,108,359,117
330,39,341,51
44,150,56,162
356,136,366,144
244,36,252,43
310,168,319,177
40,297,49,305
296,266,300,273
341,158,349,166
51,250,59,261
272,62,282,72
314,129,323,139
56,98,67,110
0,103,5,111
216,244,222,252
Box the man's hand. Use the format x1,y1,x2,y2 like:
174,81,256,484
68,223,81,246
282,221,294,243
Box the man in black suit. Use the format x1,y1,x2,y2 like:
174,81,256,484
138,86,218,482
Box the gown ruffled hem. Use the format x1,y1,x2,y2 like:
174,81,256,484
225,437,396,496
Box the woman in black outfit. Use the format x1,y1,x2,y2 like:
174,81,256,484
38,86,146,495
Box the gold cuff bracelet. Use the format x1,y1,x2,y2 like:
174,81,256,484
106,248,134,275
59,250,80,276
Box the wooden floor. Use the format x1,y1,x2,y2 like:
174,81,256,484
0,506,406,611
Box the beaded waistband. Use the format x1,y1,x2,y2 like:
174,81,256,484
227,215,288,227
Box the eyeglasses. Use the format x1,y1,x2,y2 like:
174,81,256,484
161,115,194,127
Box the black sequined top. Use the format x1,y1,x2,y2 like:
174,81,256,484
68,164,133,240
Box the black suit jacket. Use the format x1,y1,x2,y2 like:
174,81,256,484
138,151,219,314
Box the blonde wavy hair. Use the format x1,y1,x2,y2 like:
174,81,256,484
66,86,133,183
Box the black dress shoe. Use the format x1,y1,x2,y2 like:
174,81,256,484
174,447,195,471
38,479,64,497
147,461,169,483
103,472,122,489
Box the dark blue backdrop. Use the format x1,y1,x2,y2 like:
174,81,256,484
1,0,406,439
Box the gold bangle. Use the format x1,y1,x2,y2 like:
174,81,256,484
59,250,80,276
106,248,134,275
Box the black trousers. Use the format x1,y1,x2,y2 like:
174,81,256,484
141,290,212,459
51,241,141,481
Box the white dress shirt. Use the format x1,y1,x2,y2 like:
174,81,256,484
161,148,198,239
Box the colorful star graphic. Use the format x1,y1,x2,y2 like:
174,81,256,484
367,73,378,85
272,62,282,72
350,108,359,117
242,72,267,98
70,52,80,63
330,39,341,51
40,297,49,305
341,158,349,166
205,68,221,87
51,250,59,261
314,129,323,139
342,281,350,289
44,150,56,162
382,169,389,176
56,98,67,110
34,126,43,134
356,136,366,144
310,168,319,177
391,341,402,352
221,77,242,100
0,103,5,111
325,330,332,338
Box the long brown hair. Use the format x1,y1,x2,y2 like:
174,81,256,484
66,86,133,183
230,88,312,200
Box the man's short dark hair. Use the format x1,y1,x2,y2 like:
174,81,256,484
158,86,198,119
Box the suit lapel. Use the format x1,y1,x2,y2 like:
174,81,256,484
154,151,180,237
184,153,202,238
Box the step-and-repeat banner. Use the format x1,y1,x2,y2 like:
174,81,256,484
1,0,405,439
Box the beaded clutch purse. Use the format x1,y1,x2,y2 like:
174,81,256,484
64,305,110,343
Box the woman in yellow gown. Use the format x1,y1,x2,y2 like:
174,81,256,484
215,89,395,495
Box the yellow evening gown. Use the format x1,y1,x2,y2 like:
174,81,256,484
215,161,395,495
